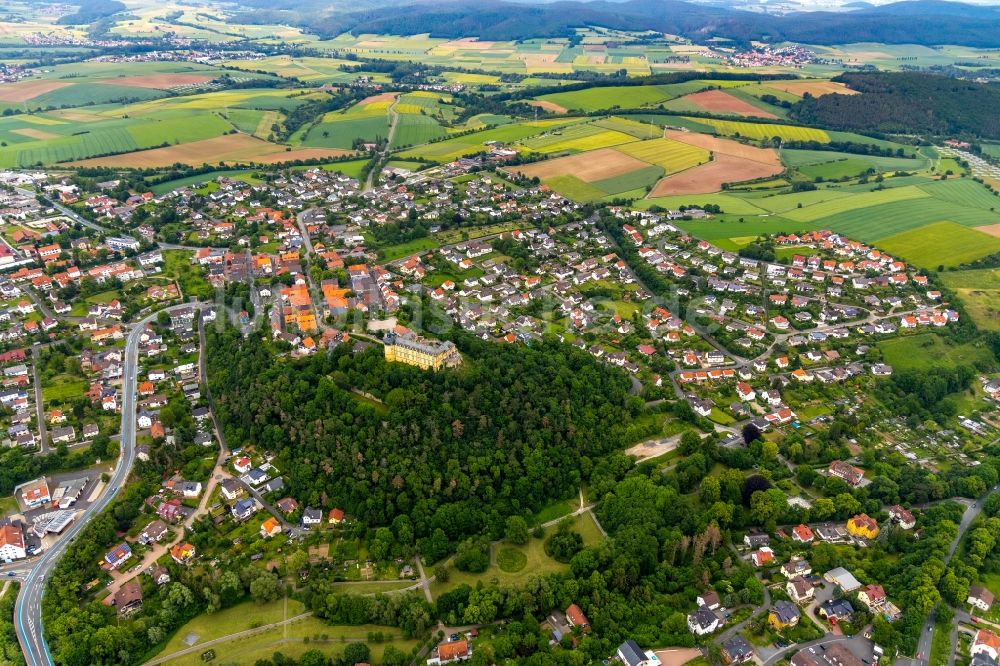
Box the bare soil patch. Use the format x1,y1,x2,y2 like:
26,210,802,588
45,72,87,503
440,38,495,49
99,74,215,89
528,100,568,114
976,223,1000,239
11,128,59,140
358,92,398,106
767,80,859,97
654,648,703,666
67,134,354,168
649,153,784,196
685,89,778,119
510,148,650,182
0,80,71,103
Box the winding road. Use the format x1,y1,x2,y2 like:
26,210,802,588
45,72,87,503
14,303,197,666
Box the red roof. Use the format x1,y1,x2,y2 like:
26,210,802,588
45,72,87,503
566,603,589,628
438,640,469,661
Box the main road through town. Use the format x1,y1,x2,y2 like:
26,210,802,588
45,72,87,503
14,304,197,666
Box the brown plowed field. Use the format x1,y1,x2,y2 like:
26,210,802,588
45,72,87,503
0,80,71,102
509,148,650,182
767,80,859,97
649,153,784,196
529,100,568,114
663,129,781,165
685,89,778,119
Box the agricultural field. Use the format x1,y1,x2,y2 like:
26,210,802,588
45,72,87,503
533,79,746,113
509,133,710,201
782,149,930,180
517,121,638,154
940,268,1000,332
876,221,1000,269
396,118,579,163
301,93,394,150
667,89,779,119
648,129,784,196
0,88,327,167
690,118,830,143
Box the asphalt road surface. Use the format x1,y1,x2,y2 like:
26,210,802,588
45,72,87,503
13,305,195,666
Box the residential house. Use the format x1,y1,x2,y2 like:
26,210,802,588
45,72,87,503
889,505,916,530
696,590,721,610
104,542,132,569
0,524,26,561
170,542,196,564
828,460,864,487
139,520,169,545
427,639,471,666
847,513,879,539
616,640,658,666
787,577,814,603
792,524,814,543
261,516,282,538
751,547,774,567
857,584,886,611
769,600,801,629
722,636,754,664
231,498,258,521
566,603,590,632
687,607,720,635
113,581,143,616
302,507,322,526
969,586,995,612
976,630,1000,663
818,599,854,624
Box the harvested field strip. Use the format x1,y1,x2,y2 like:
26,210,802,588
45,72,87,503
509,147,651,183
0,80,71,103
66,134,353,167
615,137,710,174
764,80,858,97
690,118,829,143
683,89,778,119
648,153,784,197
663,129,780,165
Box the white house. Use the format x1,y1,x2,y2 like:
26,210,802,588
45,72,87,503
0,524,26,562
687,608,720,636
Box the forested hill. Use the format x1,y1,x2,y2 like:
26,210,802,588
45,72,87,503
237,0,1000,47
791,72,1000,140
206,328,650,556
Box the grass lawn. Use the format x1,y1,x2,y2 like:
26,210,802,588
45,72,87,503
879,333,996,372
157,598,306,657
430,512,604,597
528,499,576,527
0,495,18,517
329,580,413,594
377,237,439,261
497,547,528,573
155,613,419,666
42,376,87,403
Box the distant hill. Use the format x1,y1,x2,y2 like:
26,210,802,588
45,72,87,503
240,0,1000,47
791,72,1000,139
